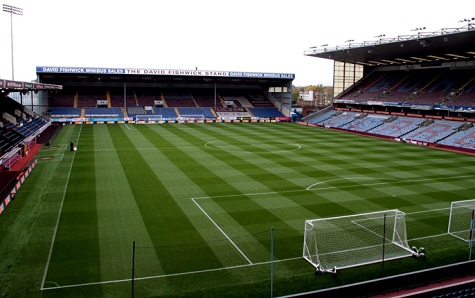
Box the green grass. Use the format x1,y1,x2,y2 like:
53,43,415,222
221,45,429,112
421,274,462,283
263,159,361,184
1,122,475,297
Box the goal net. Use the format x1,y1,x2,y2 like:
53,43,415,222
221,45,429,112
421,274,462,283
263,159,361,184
448,199,475,242
135,114,162,123
303,209,416,272
179,114,205,122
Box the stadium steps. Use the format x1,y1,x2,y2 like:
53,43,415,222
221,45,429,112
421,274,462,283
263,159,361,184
245,107,254,117
385,116,398,123
460,122,473,131
340,118,357,128
367,121,386,132
73,92,78,108
399,127,419,138
121,107,128,118
106,89,111,108
133,91,139,106
436,130,459,143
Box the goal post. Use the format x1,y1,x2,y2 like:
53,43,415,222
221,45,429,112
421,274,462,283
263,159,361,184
448,199,475,242
303,209,418,273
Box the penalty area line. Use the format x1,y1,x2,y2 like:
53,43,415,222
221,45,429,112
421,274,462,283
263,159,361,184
41,256,303,291
306,175,475,191
192,197,253,265
125,124,136,130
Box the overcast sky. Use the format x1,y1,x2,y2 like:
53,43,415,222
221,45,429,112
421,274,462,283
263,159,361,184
0,0,473,86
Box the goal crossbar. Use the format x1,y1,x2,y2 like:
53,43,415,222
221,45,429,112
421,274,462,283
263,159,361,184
303,209,416,272
448,199,475,242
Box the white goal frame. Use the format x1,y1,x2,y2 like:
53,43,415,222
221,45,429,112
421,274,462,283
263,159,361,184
448,199,475,242
303,209,418,273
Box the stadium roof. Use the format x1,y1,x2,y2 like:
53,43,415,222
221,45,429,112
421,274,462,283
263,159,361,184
0,79,62,93
36,67,295,86
304,25,475,67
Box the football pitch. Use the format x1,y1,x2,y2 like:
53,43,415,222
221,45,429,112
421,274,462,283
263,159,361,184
2,122,475,297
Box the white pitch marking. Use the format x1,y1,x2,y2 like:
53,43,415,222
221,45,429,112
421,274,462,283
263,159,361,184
204,140,302,154
125,124,136,130
41,125,82,290
192,198,253,265
41,230,450,291
306,175,475,191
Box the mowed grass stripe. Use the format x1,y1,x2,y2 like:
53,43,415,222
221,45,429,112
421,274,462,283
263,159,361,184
2,125,82,294
153,125,376,260
107,125,225,275
93,125,160,281
118,125,250,269
241,124,475,197
158,124,315,195
140,124,305,261
46,124,475,287
199,123,402,182
164,126,398,217
197,126,402,213
195,124,475,222
197,124,330,189
46,125,103,291
138,125,282,258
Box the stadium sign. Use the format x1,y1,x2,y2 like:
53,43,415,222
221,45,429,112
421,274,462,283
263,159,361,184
36,66,295,80
0,79,62,91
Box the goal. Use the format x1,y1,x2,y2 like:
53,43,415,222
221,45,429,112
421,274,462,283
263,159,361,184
303,209,418,273
448,199,475,242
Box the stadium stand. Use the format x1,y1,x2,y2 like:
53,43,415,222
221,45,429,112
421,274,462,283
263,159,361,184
48,92,75,107
154,108,178,120
318,111,358,127
135,88,162,107
304,109,338,125
163,91,197,107
49,107,81,118
247,93,275,107
304,107,475,152
77,88,106,107
336,68,475,108
178,107,215,118
45,85,290,124
193,93,224,108
248,107,284,118
449,79,475,107
126,106,146,118
1,95,53,170
340,114,388,132
109,87,136,107
366,117,423,137
220,93,249,108
401,119,461,143
407,69,471,105
439,125,475,149
392,69,446,104
85,107,124,118
339,71,409,102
